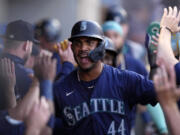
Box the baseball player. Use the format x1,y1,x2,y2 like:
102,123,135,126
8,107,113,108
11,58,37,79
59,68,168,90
53,20,158,135
34,19,75,81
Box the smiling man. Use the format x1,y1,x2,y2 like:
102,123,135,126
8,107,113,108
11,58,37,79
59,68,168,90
54,20,157,135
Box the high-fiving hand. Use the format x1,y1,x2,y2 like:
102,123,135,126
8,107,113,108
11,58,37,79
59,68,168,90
160,6,180,33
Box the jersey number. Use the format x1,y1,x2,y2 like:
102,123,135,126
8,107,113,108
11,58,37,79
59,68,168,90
107,120,125,135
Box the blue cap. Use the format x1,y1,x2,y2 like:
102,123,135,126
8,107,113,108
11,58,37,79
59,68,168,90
102,21,123,36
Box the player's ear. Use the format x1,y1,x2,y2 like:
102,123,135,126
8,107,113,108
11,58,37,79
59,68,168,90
22,41,28,51
71,42,75,52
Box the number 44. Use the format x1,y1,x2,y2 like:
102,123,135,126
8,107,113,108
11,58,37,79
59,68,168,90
107,120,125,135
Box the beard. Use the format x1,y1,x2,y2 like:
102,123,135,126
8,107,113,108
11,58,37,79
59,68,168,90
74,51,97,72
23,53,31,64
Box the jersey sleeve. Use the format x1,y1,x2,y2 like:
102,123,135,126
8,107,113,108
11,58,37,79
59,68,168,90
122,70,157,107
0,112,25,135
55,62,74,82
175,62,180,85
53,82,66,134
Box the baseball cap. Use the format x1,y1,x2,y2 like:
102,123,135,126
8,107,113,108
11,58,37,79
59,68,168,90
106,8,128,24
0,20,38,43
102,21,123,36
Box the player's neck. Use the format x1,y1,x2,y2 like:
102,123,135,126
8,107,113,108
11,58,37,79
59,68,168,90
78,62,103,82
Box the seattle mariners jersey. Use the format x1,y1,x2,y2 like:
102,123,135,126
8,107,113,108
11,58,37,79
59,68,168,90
54,64,157,135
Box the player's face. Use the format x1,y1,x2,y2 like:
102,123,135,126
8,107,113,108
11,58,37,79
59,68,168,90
72,37,98,71
104,30,124,50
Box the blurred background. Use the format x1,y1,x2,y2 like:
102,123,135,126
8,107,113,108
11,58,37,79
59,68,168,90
0,0,179,41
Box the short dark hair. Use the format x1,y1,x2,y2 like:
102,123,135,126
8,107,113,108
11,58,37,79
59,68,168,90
3,39,25,49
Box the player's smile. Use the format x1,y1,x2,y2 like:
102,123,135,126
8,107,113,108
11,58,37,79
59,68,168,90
72,37,98,70
77,53,91,65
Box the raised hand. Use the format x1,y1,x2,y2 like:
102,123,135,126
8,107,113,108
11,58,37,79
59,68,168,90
0,58,16,109
24,97,51,135
34,55,57,82
0,58,16,90
8,77,40,121
160,6,180,33
57,40,76,65
153,59,180,106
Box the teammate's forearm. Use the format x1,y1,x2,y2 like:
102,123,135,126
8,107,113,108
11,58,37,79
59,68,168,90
40,126,52,135
160,102,180,135
0,86,16,109
25,127,41,135
158,28,178,66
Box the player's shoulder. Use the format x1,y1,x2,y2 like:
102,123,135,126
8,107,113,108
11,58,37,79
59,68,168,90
125,54,143,65
53,69,77,94
104,64,134,78
124,54,147,73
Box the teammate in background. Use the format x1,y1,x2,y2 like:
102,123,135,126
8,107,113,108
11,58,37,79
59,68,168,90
0,20,54,135
34,19,75,81
102,21,148,76
103,37,117,67
105,7,146,63
153,7,180,135
54,20,158,135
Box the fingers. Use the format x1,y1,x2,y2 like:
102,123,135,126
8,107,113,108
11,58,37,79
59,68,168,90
160,64,168,85
175,88,180,99
40,96,49,110
168,7,173,17
168,64,176,89
172,6,178,18
0,58,14,75
153,68,162,91
178,10,180,22
163,8,168,17
153,72,159,89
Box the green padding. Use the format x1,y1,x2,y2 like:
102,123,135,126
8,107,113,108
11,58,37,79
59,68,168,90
147,103,168,134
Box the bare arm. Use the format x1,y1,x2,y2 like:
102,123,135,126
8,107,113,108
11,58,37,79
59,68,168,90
33,55,57,135
24,97,51,135
157,7,180,66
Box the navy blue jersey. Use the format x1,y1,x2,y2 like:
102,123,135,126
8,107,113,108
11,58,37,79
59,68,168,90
54,64,157,135
117,54,148,128
0,53,33,99
52,52,62,76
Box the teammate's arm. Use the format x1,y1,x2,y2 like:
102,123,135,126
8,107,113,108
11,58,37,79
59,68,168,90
24,97,51,135
154,59,180,135
157,6,180,67
55,40,75,81
33,55,57,135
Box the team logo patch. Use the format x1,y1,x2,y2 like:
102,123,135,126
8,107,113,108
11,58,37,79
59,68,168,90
80,21,87,31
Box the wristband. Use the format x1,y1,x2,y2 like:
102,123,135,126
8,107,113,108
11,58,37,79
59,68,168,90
147,104,168,134
40,80,53,101
5,115,23,125
160,26,173,34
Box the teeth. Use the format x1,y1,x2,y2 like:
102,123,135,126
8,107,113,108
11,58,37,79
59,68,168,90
80,56,88,58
